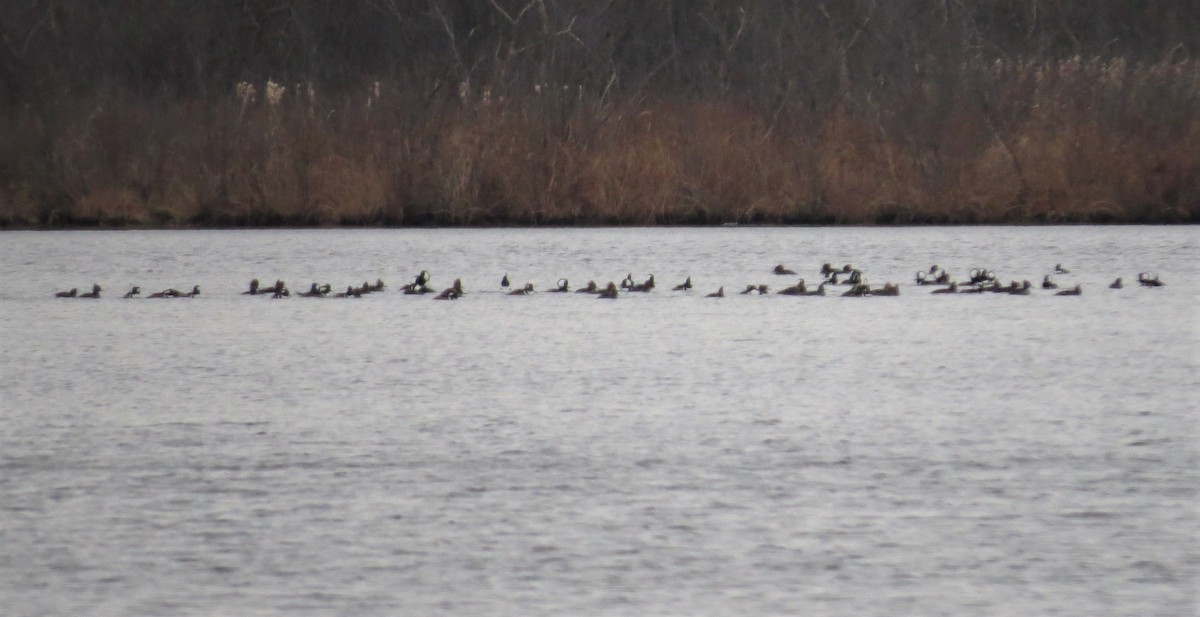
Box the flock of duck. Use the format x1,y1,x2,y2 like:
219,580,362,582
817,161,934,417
52,263,1166,300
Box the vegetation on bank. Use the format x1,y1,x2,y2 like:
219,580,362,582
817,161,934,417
1,2,1197,227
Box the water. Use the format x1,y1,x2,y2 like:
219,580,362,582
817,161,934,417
1,227,1197,616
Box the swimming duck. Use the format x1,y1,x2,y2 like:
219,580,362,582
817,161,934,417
1008,280,1032,295
549,278,570,292
123,286,140,299
620,273,636,291
740,284,765,295
874,283,900,296
597,281,619,299
182,285,200,298
802,282,827,296
672,277,693,291
841,283,870,297
501,273,510,287
508,283,534,295
777,279,807,295
434,278,465,300
706,286,725,298
968,268,996,285
1137,272,1165,287
773,264,797,275
916,266,949,285
258,279,286,296
1041,274,1058,290
1054,264,1070,274
1109,278,1123,289
333,286,360,298
575,280,600,294
401,271,433,294
1055,284,1082,296
55,288,78,298
631,274,655,292
242,279,261,295
299,283,325,297
78,284,102,298
818,262,854,276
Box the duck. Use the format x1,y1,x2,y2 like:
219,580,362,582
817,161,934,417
434,278,465,300
874,283,900,296
819,262,855,277
597,281,619,299
931,282,959,294
630,274,655,292
123,286,140,299
1055,284,1082,296
500,273,510,288
777,279,807,295
549,278,570,293
1137,272,1165,287
508,283,534,295
1008,280,1032,295
242,279,261,295
258,279,286,296
1054,264,1070,274
402,271,433,294
55,288,78,298
575,280,599,294
620,273,635,290
299,283,328,297
841,283,870,297
1041,274,1058,290
672,277,693,291
706,286,725,298
182,285,201,298
1109,278,1123,289
147,288,173,298
915,266,949,285
802,282,827,296
773,264,797,275
968,268,996,285
740,284,768,295
78,284,102,298
367,278,386,292
333,286,360,298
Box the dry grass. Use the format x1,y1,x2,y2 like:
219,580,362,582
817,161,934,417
2,57,1197,227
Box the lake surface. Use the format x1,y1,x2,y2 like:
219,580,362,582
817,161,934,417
1,227,1197,616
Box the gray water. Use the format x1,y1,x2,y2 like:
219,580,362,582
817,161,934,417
1,227,1197,616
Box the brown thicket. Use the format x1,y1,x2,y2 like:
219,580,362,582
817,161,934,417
1,1,1196,226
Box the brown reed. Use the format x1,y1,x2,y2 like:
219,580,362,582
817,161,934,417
1,57,1196,228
